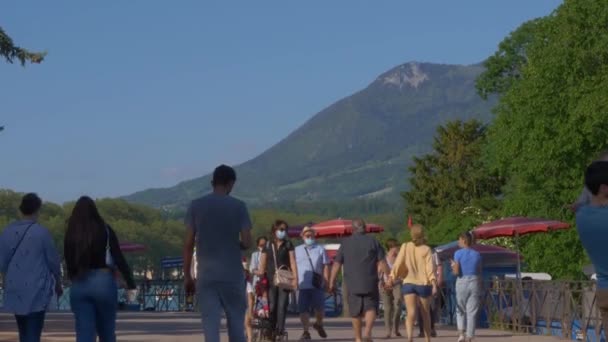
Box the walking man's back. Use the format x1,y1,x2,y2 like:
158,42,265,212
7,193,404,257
183,165,253,342
329,219,389,342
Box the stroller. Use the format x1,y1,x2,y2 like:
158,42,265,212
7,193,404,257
250,276,288,342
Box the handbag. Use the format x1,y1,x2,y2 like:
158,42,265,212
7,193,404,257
391,242,410,281
271,242,295,290
304,247,323,289
4,222,35,271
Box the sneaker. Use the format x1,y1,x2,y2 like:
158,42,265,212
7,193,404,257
300,331,311,341
313,323,328,338
458,334,466,342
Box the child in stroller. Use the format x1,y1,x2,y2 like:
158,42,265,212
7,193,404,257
251,275,277,341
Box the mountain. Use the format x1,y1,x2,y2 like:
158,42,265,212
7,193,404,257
125,62,497,209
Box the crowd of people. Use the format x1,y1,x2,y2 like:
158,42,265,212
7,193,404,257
0,164,487,342
22,161,608,342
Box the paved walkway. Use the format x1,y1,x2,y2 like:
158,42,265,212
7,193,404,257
0,312,560,342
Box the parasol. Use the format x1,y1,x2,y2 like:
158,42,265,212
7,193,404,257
311,219,384,238
434,240,522,265
471,217,570,278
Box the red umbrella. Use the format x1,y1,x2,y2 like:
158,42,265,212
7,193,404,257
311,219,384,238
435,241,522,264
471,217,570,278
120,242,146,253
472,217,570,240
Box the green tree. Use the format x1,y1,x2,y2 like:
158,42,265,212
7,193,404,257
403,119,503,232
479,0,608,279
0,26,45,65
475,17,549,99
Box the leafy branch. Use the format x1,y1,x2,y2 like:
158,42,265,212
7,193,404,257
0,26,45,65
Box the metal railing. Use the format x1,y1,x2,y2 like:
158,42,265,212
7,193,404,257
1,279,343,315
434,279,604,341
5,277,600,340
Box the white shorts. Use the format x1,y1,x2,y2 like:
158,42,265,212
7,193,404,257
246,282,254,294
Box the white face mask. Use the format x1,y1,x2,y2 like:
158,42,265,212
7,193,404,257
276,230,286,240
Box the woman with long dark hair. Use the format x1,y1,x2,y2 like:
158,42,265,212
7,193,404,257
258,220,298,339
63,196,136,342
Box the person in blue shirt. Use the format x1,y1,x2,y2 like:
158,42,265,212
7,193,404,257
0,193,62,342
576,160,608,332
295,226,330,340
451,231,482,342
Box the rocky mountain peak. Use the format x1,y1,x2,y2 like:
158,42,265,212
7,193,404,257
378,62,429,89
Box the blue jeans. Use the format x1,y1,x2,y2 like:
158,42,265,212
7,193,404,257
198,281,247,342
456,276,480,338
15,311,45,342
70,269,118,342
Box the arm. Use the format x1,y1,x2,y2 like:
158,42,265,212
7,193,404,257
289,249,298,285
43,230,61,282
425,248,437,285
0,231,8,273
390,243,406,281
329,261,342,289
451,251,461,276
183,202,196,281
322,248,330,284
329,246,344,289
378,259,390,278
239,203,253,250
183,229,196,281
109,227,136,289
249,251,257,273
259,250,267,276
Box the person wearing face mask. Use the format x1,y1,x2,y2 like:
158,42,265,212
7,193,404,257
294,227,330,340
259,220,298,339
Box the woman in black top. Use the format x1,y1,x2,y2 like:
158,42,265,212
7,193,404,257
64,196,136,342
258,220,298,337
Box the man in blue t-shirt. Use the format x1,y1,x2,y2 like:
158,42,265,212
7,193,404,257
183,165,253,342
576,160,608,332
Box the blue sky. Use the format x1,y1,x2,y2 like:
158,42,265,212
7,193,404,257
1,0,562,203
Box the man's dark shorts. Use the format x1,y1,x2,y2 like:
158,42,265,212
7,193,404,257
298,289,325,313
347,289,379,317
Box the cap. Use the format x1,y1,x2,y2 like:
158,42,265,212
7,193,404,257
301,226,316,237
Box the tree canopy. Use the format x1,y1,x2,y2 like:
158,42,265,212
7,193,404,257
0,26,45,65
403,119,503,244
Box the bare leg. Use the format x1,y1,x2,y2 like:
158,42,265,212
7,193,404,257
363,309,376,339
404,294,417,342
246,294,253,342
353,317,363,342
314,308,324,326
419,296,432,342
300,312,310,332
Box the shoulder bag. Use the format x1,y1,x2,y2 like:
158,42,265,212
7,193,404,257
271,242,295,290
304,247,323,289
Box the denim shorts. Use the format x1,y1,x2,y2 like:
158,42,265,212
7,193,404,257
402,283,432,298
